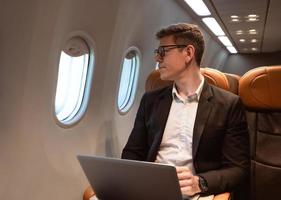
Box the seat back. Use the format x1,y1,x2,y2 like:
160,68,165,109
224,73,240,94
239,66,281,200
145,68,232,93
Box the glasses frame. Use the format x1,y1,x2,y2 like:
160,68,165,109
154,44,187,58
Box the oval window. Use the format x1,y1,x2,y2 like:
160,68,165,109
117,47,140,114
55,36,94,125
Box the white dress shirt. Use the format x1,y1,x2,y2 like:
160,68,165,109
155,78,205,173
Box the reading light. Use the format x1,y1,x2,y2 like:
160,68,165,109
252,47,258,51
248,18,259,22
251,39,257,43
218,36,233,46
236,30,243,35
227,46,237,54
249,29,257,34
239,39,246,42
184,0,211,16
248,14,258,18
202,17,225,36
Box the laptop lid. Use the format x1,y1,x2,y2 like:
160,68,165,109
77,155,183,200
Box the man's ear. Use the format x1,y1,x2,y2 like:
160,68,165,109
184,45,196,63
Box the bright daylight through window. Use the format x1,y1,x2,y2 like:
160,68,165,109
117,47,140,114
55,36,93,125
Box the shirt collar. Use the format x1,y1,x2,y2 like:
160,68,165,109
172,77,205,103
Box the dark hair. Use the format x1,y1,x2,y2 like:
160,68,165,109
156,23,205,65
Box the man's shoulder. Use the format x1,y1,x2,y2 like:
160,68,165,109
208,83,240,103
144,85,172,99
209,84,239,99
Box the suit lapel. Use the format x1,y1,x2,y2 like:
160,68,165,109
147,86,173,161
192,81,214,158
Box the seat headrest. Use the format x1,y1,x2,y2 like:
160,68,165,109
224,73,240,94
145,70,173,92
200,68,229,91
145,68,230,92
239,66,281,110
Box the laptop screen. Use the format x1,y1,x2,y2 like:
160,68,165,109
77,155,183,200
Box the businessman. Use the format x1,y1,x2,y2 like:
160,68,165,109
122,23,249,198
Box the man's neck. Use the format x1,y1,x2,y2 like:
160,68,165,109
174,66,203,99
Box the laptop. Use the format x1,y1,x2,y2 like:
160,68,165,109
77,155,183,200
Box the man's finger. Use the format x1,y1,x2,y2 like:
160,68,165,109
179,179,192,187
181,186,192,193
176,166,191,173
177,171,193,180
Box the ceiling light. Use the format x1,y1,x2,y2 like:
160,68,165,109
236,30,243,35
251,39,257,43
202,17,225,36
227,46,237,54
248,18,259,22
184,0,211,16
249,29,257,34
231,19,240,22
251,48,258,51
239,39,246,42
218,36,233,46
248,14,258,18
231,15,239,18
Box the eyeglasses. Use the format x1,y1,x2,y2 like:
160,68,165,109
154,45,187,57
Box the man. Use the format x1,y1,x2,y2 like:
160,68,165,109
122,23,249,198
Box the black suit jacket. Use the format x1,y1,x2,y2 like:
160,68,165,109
122,81,250,195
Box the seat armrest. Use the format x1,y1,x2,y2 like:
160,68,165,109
213,192,231,200
83,186,95,200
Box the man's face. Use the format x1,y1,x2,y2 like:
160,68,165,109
154,36,189,81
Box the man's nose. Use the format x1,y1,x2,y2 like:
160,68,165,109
154,53,162,62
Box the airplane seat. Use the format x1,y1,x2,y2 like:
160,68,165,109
145,69,173,92
239,66,281,200
224,73,240,94
145,67,230,93
200,67,230,91
83,186,95,200
83,67,232,200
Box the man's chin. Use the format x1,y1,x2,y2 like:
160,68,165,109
160,74,171,81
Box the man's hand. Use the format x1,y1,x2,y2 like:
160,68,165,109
176,166,201,196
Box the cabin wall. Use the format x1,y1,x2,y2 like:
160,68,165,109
0,0,120,199
223,51,281,75
0,0,228,199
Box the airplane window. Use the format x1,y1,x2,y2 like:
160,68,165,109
117,47,140,114
55,36,93,125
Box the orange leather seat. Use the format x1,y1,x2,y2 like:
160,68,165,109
224,73,240,94
239,66,281,200
146,67,234,94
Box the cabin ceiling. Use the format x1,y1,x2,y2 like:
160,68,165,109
178,0,281,54
210,0,281,53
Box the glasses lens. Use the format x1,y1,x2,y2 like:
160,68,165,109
154,47,164,57
159,47,165,57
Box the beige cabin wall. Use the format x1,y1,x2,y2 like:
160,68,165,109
0,0,119,199
0,0,228,199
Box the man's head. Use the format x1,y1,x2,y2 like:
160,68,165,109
155,23,205,66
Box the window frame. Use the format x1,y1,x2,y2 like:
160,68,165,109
117,46,141,115
54,32,95,127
